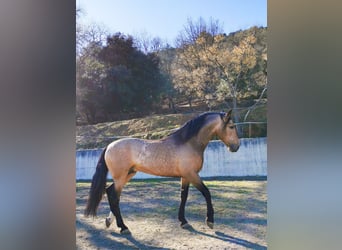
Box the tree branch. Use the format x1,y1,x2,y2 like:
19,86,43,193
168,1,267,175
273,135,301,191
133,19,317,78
243,85,267,121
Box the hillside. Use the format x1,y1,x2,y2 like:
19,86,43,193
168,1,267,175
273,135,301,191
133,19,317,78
76,105,266,150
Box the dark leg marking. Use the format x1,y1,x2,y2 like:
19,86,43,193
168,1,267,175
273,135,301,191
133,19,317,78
178,178,190,228
106,183,130,234
193,181,214,229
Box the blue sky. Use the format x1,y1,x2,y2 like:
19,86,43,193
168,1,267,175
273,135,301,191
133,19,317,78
77,0,267,45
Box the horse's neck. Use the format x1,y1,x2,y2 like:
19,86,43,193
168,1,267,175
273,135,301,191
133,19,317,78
193,118,219,151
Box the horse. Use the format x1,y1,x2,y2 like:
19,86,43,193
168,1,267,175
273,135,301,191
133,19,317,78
84,110,240,234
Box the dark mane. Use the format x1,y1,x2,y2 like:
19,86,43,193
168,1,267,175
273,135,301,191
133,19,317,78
167,112,224,144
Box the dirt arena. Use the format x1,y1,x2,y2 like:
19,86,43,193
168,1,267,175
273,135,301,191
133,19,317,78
76,178,267,249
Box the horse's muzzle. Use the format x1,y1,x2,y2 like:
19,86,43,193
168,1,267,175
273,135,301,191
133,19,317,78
228,144,240,152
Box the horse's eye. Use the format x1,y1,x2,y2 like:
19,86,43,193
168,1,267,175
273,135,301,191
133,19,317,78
229,125,235,129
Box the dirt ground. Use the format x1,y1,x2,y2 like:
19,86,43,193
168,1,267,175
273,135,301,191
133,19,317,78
76,178,267,249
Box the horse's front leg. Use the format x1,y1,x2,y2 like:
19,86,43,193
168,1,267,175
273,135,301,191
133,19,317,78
178,177,191,228
189,174,214,229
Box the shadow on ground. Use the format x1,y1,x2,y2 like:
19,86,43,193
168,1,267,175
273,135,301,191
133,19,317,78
182,224,266,250
77,219,169,250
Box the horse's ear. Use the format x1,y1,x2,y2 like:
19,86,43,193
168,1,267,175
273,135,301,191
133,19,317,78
223,109,232,123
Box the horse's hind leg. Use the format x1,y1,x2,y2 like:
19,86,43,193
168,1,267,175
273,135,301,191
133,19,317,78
105,184,118,228
178,177,191,228
105,182,130,234
105,171,136,234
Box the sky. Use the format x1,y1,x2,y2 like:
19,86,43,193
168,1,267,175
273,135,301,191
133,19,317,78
77,0,267,46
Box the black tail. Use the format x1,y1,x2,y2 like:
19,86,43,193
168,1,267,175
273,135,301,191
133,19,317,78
84,147,108,217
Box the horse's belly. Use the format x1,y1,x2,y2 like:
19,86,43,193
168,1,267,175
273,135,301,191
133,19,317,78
131,141,180,177
135,159,180,177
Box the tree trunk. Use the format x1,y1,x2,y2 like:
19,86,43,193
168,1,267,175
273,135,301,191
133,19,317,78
232,96,238,121
168,96,177,113
188,98,193,111
231,96,243,136
243,85,267,122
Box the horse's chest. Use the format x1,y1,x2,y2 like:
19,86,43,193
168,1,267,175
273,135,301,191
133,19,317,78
177,149,204,172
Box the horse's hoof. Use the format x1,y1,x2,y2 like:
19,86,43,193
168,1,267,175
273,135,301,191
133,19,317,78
181,223,192,229
120,228,131,235
206,219,214,229
105,217,112,228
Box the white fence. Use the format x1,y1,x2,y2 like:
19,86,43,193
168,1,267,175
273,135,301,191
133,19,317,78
76,137,267,180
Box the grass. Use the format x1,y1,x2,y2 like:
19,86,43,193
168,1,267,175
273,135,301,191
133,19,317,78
76,113,199,149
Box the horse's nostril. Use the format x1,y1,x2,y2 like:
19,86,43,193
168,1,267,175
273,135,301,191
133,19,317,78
229,144,239,152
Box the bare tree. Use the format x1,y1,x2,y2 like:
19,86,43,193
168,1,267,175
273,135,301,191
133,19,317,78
76,22,109,57
134,31,166,54
175,17,223,47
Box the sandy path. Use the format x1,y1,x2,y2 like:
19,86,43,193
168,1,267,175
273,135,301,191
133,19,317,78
76,179,267,249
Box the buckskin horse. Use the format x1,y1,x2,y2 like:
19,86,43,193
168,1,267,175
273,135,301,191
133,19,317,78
84,110,240,234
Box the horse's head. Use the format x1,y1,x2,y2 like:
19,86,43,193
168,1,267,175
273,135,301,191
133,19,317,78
217,110,240,152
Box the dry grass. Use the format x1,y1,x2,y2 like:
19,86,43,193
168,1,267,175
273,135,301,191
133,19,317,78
76,113,200,149
76,104,267,149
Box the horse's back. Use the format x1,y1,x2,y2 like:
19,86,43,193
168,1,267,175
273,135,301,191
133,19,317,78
104,137,203,178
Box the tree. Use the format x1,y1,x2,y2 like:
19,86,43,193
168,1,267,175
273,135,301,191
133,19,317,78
156,46,178,112
189,31,260,121
215,28,267,122
76,22,109,57
175,17,223,47
172,24,266,123
215,34,258,117
172,18,223,109
133,31,166,54
76,20,109,124
76,42,107,124
98,33,165,118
